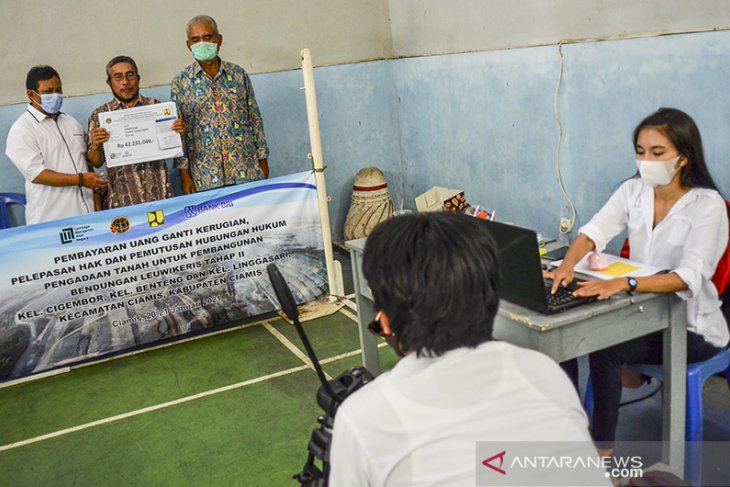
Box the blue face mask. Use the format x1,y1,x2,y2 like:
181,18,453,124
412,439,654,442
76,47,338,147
34,92,63,114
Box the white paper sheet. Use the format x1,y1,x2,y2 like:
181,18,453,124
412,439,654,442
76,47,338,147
550,253,667,280
99,101,183,167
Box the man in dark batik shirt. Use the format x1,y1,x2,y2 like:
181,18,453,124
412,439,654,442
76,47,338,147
87,55,185,208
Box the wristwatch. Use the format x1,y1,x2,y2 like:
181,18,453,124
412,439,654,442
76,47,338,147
626,276,638,295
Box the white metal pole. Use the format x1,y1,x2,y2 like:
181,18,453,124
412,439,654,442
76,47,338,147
301,48,342,299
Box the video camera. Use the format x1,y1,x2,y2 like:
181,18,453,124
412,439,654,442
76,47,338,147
267,264,374,486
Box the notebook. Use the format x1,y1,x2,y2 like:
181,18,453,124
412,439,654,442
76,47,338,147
478,220,596,314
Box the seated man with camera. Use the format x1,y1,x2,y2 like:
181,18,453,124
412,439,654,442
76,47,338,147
329,212,602,486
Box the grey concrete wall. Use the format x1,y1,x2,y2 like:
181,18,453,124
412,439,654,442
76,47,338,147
0,0,394,104
388,0,730,57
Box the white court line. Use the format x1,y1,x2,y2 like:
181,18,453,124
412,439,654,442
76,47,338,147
262,322,333,381
318,342,387,365
1,320,382,453
338,307,359,323
0,363,311,453
319,349,363,363
341,297,357,313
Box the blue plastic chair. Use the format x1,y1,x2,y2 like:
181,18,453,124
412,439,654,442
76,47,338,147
631,348,730,485
627,349,730,442
583,347,730,486
0,192,26,229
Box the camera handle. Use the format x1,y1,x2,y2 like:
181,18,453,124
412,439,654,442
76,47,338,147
267,264,342,406
268,264,374,486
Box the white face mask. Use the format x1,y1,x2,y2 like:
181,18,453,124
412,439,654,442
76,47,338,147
635,155,681,187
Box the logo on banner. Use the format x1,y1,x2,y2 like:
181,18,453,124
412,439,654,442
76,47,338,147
184,199,234,218
147,210,165,227
58,224,93,243
59,227,75,244
482,450,507,475
110,216,131,234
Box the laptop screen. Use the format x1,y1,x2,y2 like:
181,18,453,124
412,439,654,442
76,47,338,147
477,220,549,312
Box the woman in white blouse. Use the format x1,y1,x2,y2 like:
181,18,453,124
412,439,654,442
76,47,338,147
548,107,729,454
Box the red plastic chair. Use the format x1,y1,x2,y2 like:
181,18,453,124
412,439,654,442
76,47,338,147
710,200,730,296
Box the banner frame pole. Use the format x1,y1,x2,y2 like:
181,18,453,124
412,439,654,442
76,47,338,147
301,47,343,300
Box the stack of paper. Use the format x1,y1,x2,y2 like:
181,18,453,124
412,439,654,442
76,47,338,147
550,254,667,280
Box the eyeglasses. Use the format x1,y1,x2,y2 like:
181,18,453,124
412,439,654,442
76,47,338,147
367,319,384,337
111,73,138,82
367,311,387,337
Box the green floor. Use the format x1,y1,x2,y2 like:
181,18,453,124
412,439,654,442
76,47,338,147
0,306,399,486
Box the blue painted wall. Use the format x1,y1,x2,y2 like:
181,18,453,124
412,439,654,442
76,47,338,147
393,45,561,227
2,31,729,242
558,32,730,230
0,63,403,236
394,31,730,248
0,86,174,193
396,32,730,246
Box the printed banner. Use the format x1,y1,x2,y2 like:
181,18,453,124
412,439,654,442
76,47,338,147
0,171,328,381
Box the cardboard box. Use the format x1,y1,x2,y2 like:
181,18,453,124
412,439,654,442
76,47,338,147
415,186,465,212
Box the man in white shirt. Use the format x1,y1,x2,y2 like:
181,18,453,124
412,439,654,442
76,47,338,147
329,212,609,487
5,65,107,225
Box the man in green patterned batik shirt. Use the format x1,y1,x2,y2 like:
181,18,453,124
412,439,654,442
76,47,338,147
171,14,270,194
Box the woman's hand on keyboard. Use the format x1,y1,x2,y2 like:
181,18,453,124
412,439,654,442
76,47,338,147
545,265,574,294
572,278,627,300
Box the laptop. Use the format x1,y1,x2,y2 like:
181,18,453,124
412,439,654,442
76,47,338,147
478,220,596,314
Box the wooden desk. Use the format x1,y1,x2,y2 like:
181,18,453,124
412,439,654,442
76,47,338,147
346,237,687,477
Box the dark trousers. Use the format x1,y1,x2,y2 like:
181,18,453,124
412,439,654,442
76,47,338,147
561,359,580,391
589,330,720,448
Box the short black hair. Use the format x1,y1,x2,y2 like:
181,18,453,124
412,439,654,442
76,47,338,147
105,55,139,81
25,65,60,91
362,212,501,357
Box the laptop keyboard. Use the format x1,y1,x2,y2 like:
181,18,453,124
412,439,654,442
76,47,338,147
543,279,579,307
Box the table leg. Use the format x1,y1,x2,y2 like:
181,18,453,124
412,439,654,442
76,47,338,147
350,250,380,375
662,294,687,476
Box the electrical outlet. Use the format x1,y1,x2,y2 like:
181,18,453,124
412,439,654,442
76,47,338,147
559,217,574,234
